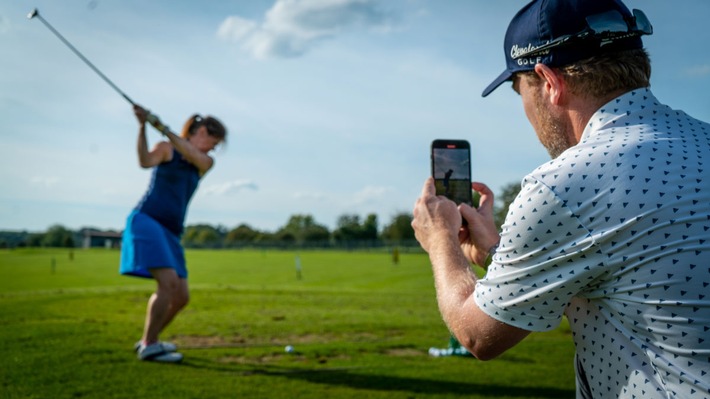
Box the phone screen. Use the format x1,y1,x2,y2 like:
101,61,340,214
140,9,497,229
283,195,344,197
431,139,472,205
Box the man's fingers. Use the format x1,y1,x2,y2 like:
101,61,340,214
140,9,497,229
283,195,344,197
459,202,480,226
471,182,494,197
472,182,495,214
422,176,436,197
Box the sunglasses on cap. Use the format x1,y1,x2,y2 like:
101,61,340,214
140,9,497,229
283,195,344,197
513,8,653,61
193,116,223,137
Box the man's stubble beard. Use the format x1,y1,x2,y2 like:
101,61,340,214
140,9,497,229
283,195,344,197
534,91,574,159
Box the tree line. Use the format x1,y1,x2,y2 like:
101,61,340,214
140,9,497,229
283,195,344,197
0,212,416,250
0,182,521,250
183,212,415,249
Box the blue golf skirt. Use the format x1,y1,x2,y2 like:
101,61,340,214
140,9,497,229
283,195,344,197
119,210,187,279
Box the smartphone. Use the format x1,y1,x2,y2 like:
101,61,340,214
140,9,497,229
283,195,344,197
431,139,472,206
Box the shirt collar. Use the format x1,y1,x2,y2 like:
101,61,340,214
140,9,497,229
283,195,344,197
581,87,659,140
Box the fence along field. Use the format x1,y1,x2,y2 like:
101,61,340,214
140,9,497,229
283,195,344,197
0,248,576,399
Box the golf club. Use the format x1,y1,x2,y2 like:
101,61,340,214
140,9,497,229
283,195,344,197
27,8,171,135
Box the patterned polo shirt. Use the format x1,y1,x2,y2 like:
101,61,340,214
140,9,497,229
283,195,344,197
474,88,710,398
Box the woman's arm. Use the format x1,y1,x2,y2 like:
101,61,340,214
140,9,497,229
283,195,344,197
161,130,214,176
134,105,172,168
143,109,214,175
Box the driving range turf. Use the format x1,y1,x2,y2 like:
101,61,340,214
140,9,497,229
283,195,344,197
0,248,576,398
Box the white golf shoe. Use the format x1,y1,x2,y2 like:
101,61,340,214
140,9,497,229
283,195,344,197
137,342,183,363
134,340,177,353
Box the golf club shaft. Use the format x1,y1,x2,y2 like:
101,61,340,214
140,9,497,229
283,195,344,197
29,9,135,106
28,9,173,135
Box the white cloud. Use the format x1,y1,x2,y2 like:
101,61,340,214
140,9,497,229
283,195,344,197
217,16,258,42
217,0,396,59
683,64,710,77
202,180,258,195
348,185,394,206
30,176,60,188
291,186,393,206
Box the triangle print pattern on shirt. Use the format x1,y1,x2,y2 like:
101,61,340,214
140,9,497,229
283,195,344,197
474,89,710,398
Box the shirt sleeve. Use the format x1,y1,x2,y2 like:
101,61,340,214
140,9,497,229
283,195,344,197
474,176,599,332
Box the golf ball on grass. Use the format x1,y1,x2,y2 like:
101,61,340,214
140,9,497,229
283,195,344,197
284,345,295,353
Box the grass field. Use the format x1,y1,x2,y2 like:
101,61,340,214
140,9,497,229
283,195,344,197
0,248,576,399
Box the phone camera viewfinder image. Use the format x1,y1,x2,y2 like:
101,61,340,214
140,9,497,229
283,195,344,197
431,140,472,205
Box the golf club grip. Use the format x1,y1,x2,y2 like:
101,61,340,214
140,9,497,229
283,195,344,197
146,113,172,136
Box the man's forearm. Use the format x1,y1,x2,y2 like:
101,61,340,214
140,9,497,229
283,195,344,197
429,237,478,337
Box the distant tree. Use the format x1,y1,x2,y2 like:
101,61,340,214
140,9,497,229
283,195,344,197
25,233,43,247
42,225,75,248
303,224,330,243
362,214,378,241
274,229,296,245
253,231,276,245
0,230,32,248
494,182,522,230
225,224,260,246
183,224,224,248
333,213,378,245
276,214,330,246
215,224,229,236
381,212,415,244
333,214,361,242
196,229,220,247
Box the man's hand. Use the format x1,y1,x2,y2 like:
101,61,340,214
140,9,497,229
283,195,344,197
412,178,500,267
411,177,462,254
459,182,500,267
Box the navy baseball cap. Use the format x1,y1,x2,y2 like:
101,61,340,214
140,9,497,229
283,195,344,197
482,0,652,97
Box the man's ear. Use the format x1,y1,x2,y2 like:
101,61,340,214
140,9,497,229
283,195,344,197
534,64,565,105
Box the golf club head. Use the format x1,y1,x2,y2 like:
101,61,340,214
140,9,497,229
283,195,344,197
27,8,39,19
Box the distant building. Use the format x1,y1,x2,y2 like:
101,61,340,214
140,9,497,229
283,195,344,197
82,230,122,249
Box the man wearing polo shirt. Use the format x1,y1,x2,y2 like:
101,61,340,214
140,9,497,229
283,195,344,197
412,0,710,397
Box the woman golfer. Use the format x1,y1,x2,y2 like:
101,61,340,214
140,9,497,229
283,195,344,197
120,105,227,363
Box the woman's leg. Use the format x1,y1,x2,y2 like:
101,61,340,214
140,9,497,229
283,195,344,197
142,268,188,345
156,277,189,334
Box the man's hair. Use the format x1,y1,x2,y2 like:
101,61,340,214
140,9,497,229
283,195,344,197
523,48,651,98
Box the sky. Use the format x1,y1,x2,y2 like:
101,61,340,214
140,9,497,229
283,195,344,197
1,0,709,233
